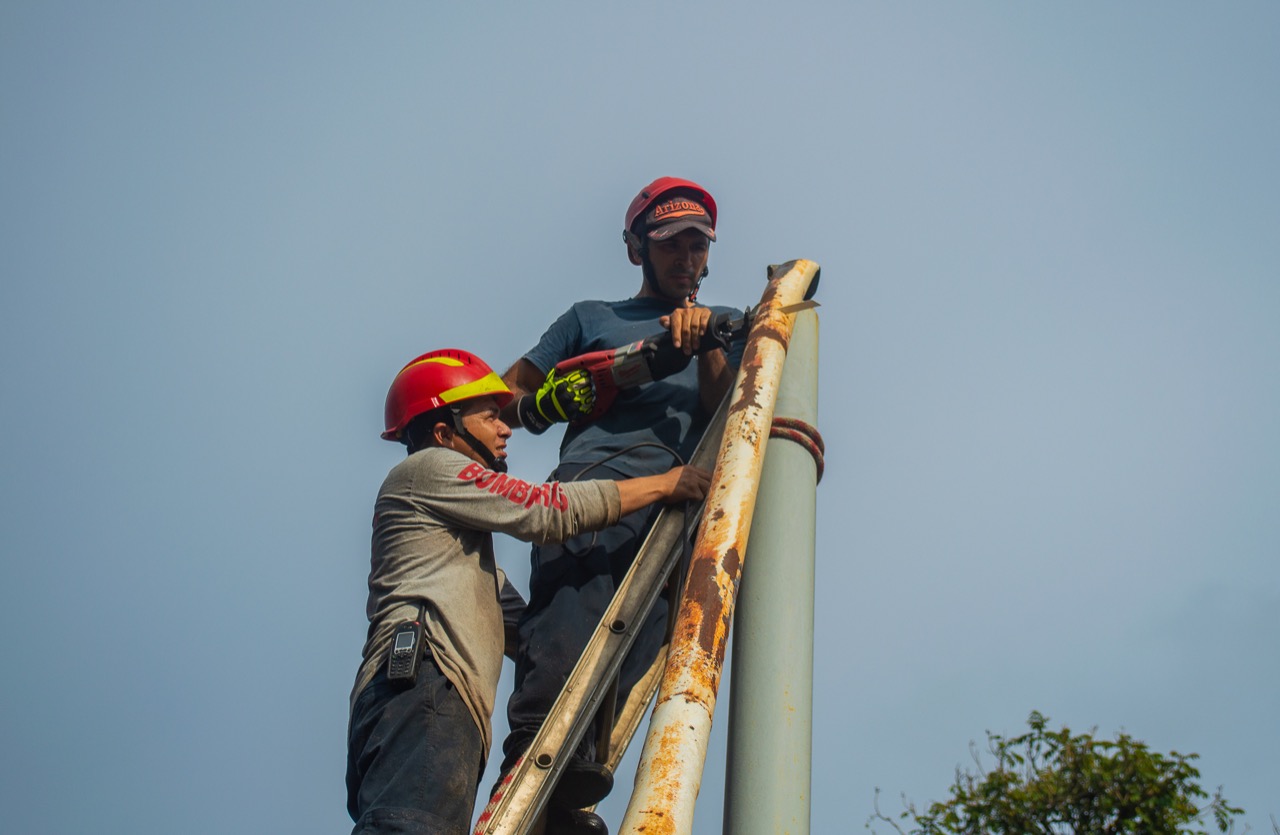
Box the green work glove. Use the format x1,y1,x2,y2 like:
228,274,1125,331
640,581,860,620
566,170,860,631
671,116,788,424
516,367,596,434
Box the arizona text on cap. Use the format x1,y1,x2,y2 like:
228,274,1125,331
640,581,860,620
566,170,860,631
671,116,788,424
644,194,717,242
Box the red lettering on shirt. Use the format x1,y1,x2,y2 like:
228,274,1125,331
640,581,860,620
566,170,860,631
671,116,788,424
524,484,546,509
456,463,568,512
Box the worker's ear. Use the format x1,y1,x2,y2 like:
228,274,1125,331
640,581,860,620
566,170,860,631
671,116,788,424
431,421,454,447
624,230,644,266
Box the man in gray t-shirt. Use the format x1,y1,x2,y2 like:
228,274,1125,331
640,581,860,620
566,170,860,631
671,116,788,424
495,178,740,825
346,349,708,835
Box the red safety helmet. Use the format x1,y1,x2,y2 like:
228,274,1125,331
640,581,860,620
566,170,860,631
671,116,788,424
624,177,718,261
382,349,513,442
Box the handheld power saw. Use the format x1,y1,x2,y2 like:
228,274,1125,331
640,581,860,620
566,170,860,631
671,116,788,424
558,301,817,424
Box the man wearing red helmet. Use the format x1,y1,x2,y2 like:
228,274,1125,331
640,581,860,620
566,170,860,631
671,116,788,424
494,178,743,826
346,349,709,835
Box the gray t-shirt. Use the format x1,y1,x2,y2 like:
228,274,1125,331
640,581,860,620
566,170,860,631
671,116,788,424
352,447,622,751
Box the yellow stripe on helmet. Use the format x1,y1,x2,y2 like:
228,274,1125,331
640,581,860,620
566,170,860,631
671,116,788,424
439,371,511,404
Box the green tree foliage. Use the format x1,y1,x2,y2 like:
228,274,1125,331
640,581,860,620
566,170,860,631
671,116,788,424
868,712,1243,835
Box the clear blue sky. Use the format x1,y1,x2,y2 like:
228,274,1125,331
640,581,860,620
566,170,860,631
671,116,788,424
2,3,1277,833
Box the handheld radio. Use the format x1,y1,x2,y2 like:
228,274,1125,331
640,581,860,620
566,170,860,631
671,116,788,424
387,610,425,682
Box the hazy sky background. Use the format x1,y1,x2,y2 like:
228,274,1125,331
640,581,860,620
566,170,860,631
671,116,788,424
2,3,1277,833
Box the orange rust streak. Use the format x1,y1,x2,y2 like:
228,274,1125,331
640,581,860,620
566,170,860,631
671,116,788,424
655,647,720,706
632,725,686,835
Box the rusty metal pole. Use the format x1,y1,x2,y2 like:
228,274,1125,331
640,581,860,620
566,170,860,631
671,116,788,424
618,260,820,835
724,307,819,835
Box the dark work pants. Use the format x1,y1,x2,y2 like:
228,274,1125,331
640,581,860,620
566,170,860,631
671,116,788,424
347,652,485,835
499,463,670,777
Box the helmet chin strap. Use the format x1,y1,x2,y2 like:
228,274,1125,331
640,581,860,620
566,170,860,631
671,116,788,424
450,408,508,473
689,265,709,304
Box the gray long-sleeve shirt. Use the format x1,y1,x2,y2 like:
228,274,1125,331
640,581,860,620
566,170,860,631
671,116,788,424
352,447,622,752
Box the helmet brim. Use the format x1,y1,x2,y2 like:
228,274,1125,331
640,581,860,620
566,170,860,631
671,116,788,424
647,221,716,242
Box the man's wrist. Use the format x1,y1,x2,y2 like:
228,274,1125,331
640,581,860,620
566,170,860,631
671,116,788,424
516,395,552,435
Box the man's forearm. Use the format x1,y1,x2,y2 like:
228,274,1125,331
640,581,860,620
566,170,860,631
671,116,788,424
616,474,670,517
500,360,541,428
499,386,527,427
